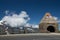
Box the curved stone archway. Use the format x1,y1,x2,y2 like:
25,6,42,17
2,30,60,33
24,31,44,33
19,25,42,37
47,26,55,32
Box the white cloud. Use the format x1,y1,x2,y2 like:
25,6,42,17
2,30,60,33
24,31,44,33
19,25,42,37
19,11,29,18
53,16,60,23
32,24,39,28
24,23,39,28
1,11,30,27
1,10,39,28
24,23,31,27
53,16,58,20
0,21,3,25
5,10,9,15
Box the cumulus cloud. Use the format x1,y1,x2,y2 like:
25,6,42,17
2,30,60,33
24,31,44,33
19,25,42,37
53,16,58,20
1,11,30,27
0,10,39,28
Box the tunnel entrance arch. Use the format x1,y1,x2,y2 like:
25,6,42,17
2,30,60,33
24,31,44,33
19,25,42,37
47,26,55,32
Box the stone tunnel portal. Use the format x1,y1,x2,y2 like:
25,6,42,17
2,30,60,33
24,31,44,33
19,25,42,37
47,26,55,32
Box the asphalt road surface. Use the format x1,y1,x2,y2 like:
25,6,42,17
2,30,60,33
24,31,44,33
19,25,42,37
0,35,60,40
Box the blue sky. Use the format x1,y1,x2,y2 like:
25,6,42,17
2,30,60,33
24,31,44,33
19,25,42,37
0,0,60,25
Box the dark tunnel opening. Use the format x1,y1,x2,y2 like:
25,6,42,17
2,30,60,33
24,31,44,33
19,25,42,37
47,26,55,32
